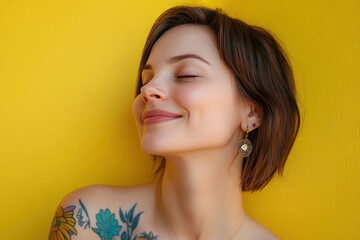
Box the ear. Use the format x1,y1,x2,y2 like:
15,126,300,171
240,102,263,133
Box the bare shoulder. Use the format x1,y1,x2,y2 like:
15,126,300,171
60,183,156,207
238,214,280,240
48,183,158,240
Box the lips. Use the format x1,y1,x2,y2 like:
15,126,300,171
142,109,182,124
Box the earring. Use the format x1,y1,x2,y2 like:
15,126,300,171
238,125,253,157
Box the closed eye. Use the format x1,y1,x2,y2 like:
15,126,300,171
177,75,198,79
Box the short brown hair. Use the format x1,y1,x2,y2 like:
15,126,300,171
135,6,300,192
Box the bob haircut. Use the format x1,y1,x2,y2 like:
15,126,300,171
135,6,300,192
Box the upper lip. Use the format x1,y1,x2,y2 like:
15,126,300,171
142,109,182,121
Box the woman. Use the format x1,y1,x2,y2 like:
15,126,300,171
49,6,300,240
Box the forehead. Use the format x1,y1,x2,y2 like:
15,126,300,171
146,24,220,65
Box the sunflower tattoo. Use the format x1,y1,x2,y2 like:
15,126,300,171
49,205,77,240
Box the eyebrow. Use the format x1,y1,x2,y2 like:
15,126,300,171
142,54,210,70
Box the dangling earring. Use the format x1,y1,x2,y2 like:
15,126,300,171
238,124,254,157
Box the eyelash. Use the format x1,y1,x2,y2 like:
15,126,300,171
177,75,198,79
141,75,198,86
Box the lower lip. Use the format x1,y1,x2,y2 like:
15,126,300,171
144,116,181,124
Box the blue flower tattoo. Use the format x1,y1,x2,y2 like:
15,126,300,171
91,208,122,240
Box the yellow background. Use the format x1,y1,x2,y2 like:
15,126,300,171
0,0,359,239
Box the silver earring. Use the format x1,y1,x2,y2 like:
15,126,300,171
238,125,253,157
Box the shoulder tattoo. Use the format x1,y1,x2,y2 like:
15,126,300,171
49,199,158,240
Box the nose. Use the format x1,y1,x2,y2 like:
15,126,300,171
140,81,167,103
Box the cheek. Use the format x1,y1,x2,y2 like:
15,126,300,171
173,84,238,135
132,95,145,135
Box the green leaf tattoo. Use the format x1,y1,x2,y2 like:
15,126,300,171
119,203,143,240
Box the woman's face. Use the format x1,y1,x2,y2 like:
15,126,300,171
132,24,249,156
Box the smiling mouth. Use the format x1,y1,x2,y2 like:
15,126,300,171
142,109,182,125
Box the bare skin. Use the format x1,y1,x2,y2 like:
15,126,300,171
49,25,279,240
56,183,279,240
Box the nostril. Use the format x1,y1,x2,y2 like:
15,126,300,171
150,94,161,99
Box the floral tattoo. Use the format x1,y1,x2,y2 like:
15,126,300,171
49,205,77,240
49,200,157,240
92,208,122,239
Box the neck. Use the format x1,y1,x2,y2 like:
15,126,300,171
156,148,246,240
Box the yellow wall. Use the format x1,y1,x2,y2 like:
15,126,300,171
0,0,358,239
